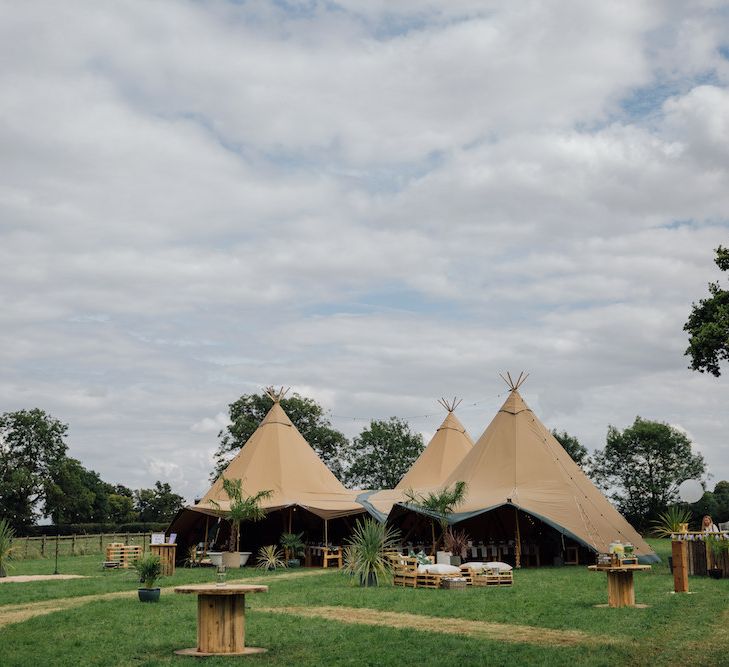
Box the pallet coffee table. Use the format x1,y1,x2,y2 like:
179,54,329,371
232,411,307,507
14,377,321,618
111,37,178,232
174,584,268,656
587,564,651,608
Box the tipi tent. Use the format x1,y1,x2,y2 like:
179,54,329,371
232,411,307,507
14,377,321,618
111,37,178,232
428,374,658,563
358,399,473,521
395,399,474,490
169,388,365,552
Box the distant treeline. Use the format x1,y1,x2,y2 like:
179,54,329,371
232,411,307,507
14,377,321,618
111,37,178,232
16,522,171,537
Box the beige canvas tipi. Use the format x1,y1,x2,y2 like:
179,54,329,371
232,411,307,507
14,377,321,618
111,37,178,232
440,374,657,561
395,398,473,489
192,388,363,520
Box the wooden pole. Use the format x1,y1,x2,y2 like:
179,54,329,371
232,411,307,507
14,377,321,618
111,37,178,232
288,508,292,534
514,507,522,569
672,540,689,593
203,515,210,557
324,519,328,546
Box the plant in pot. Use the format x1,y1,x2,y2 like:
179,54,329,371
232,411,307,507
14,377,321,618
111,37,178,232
280,532,305,567
443,528,470,566
404,481,468,555
343,517,400,587
650,506,693,538
134,554,162,602
705,534,728,579
210,477,272,569
256,545,287,571
0,519,15,578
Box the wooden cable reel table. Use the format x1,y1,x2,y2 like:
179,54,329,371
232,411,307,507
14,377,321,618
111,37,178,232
587,564,651,608
174,584,268,656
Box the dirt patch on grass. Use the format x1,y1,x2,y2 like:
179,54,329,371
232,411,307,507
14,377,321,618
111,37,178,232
261,605,618,648
0,574,87,584
0,568,331,629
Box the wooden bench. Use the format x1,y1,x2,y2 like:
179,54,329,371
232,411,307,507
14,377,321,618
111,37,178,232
470,567,513,587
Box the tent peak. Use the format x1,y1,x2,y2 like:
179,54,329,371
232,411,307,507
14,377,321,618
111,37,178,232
499,371,529,392
437,397,462,413
264,385,290,403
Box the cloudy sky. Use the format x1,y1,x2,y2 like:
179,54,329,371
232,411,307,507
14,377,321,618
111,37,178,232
2,1,729,502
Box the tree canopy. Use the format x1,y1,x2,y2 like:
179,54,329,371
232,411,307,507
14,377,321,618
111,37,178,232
212,391,349,481
343,417,424,489
590,416,706,527
0,409,69,530
135,481,186,523
684,245,729,376
551,429,588,467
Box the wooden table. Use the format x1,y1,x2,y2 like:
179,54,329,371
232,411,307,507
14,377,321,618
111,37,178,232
588,564,651,608
305,545,342,568
174,584,268,656
150,543,176,576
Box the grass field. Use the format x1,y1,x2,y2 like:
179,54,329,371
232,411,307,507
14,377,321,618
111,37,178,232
1,539,727,666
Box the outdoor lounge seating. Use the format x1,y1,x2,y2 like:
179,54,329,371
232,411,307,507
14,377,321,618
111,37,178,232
461,561,514,587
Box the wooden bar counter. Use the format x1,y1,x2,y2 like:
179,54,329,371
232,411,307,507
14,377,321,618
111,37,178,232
150,543,176,576
588,564,651,608
174,584,268,656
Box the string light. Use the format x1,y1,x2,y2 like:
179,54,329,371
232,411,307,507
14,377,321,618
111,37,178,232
329,392,508,423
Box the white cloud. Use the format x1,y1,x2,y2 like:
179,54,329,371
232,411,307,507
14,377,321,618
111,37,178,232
1,1,728,502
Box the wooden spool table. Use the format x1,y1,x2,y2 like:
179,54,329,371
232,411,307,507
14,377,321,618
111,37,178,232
588,564,651,608
174,584,268,656
150,543,176,576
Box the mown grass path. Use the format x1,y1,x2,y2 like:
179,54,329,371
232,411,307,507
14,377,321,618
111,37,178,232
260,605,619,647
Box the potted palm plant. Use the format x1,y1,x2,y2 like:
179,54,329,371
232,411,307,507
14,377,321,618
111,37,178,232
705,533,728,579
211,477,272,568
404,481,468,555
443,528,470,566
343,517,400,587
280,532,305,567
0,519,15,578
134,554,162,602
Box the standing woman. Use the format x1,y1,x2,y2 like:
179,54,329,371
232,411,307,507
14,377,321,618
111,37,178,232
702,515,719,532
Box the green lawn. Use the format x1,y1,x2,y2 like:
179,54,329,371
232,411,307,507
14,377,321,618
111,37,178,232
1,539,727,667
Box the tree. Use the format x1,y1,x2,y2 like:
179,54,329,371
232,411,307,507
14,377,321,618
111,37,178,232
210,477,272,552
46,458,115,524
343,417,424,489
0,409,69,530
684,245,729,376
212,391,349,481
691,481,729,525
404,481,468,554
590,416,706,527
135,481,185,522
551,429,588,467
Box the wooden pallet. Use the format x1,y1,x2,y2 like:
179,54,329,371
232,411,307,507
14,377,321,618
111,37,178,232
105,543,142,568
471,569,513,587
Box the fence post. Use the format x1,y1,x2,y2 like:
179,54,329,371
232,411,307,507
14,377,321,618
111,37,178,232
25,537,29,558
125,532,130,546
100,534,103,553
72,534,76,556
42,535,46,557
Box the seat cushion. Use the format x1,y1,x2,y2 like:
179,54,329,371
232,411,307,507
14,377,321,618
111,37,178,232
424,564,461,575
462,562,486,571
484,561,513,572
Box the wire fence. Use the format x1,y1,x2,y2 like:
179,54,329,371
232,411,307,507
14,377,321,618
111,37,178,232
11,532,153,560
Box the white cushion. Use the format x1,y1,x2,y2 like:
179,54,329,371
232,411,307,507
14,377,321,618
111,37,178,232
417,564,428,573
484,561,512,572
462,562,486,571
424,564,461,575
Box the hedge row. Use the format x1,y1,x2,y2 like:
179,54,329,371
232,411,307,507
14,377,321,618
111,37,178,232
17,522,170,537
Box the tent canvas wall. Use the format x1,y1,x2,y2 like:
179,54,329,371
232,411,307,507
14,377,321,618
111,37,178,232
433,385,658,563
169,397,365,556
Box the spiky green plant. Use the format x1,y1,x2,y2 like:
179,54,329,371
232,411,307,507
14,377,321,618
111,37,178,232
343,517,401,587
404,481,468,554
133,555,161,589
256,545,287,570
0,519,15,577
210,477,273,552
279,532,305,560
650,505,693,537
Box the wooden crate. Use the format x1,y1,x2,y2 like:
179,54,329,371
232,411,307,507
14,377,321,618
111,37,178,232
150,544,176,576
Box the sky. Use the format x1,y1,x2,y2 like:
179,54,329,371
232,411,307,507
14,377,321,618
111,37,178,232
1,1,729,503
